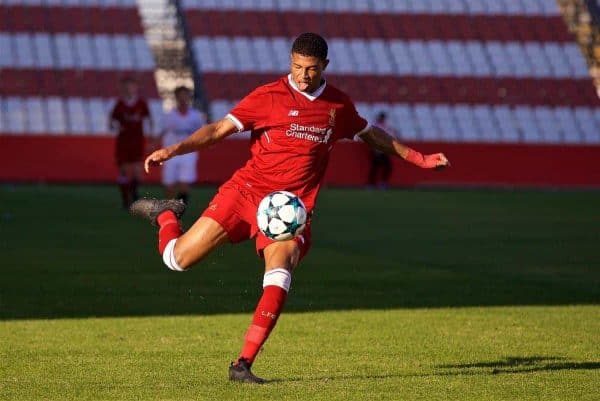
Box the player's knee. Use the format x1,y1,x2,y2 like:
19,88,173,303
263,268,292,292
162,239,190,272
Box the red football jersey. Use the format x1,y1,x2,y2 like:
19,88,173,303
110,98,150,140
226,75,369,211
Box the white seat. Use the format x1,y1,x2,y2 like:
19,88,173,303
232,37,258,72
391,104,419,140
46,97,67,134
447,42,472,76
251,38,275,72
132,36,155,70
73,34,95,69
88,98,109,135
433,105,460,141
256,0,276,10
534,106,562,143
54,33,76,68
473,105,500,142
6,97,27,133
94,35,115,69
0,98,5,133
554,107,580,143
370,40,394,75
514,106,541,143
349,39,373,74
564,44,590,78
33,34,55,68
271,38,291,72
329,39,350,73
524,43,552,77
14,33,35,68
453,105,479,142
0,34,13,67
409,41,435,75
505,43,531,77
428,40,453,75
67,98,89,134
25,98,46,134
113,35,135,69
493,105,520,142
574,107,599,143
193,37,217,72
213,37,236,72
414,104,440,140
486,42,512,76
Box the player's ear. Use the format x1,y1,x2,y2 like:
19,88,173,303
322,59,329,71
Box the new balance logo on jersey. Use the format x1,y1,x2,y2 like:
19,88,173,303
288,110,299,116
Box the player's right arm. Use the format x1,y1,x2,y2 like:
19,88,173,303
144,117,237,173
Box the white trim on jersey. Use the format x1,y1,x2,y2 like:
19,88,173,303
287,74,327,101
226,113,244,131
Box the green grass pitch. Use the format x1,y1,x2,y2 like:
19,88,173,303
1,185,599,400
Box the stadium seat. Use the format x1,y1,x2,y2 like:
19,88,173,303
25,98,47,134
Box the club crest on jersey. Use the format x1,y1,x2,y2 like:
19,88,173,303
328,108,336,126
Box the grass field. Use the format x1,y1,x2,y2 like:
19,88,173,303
1,185,599,400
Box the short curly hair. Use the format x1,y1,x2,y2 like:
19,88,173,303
291,32,328,61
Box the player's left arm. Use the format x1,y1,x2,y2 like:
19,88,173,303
359,126,450,169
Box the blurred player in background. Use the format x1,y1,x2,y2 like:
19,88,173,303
130,33,449,384
367,111,399,189
157,86,205,203
109,77,153,208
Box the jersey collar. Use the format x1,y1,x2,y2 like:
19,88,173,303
287,74,326,101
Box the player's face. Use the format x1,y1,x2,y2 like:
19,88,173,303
122,82,138,98
290,53,329,93
175,90,191,108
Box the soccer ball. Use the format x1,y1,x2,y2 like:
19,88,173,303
257,191,307,241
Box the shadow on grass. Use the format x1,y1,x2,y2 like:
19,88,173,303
437,356,600,374
267,356,600,383
2,186,599,319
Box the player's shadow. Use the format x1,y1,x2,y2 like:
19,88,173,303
267,356,600,383
436,355,600,374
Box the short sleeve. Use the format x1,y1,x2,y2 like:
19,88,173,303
336,96,369,140
226,87,273,132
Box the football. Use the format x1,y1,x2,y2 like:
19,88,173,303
256,191,307,241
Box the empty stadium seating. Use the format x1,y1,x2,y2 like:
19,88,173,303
182,0,600,145
0,0,162,136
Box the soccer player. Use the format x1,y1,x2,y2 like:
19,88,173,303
109,77,153,208
130,33,449,384
157,86,206,203
367,111,398,189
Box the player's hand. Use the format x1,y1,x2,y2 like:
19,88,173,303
428,153,450,170
144,148,171,173
406,148,450,169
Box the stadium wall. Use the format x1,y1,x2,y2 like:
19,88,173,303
2,135,599,188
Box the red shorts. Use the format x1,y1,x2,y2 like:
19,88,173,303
115,136,144,165
201,181,312,259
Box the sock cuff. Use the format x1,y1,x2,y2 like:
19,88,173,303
157,210,178,226
263,268,291,292
162,239,185,272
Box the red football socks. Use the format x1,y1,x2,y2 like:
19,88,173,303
157,210,182,254
239,285,288,364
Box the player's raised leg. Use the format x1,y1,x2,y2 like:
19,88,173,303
130,199,229,270
229,240,301,384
